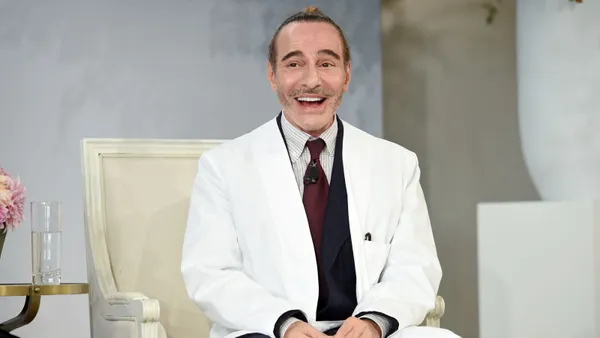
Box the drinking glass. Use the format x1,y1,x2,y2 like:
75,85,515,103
30,201,62,285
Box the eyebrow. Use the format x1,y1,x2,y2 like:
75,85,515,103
280,49,341,62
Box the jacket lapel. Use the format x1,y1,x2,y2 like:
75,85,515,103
322,117,350,272
253,116,320,313
339,123,371,301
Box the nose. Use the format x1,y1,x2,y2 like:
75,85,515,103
301,64,322,88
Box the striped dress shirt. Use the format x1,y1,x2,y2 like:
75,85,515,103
278,112,391,338
280,111,337,193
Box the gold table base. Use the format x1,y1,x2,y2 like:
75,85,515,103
0,283,89,332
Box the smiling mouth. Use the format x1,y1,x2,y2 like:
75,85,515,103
295,96,327,108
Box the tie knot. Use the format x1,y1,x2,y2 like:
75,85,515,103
306,138,326,160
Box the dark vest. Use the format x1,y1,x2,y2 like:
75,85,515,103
276,113,357,321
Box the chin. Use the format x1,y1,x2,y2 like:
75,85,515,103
296,116,332,133
284,102,335,133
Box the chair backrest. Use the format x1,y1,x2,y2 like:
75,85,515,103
81,138,224,338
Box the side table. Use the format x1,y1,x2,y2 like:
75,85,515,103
0,283,89,332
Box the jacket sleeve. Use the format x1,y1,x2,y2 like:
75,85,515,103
181,153,305,337
353,151,442,333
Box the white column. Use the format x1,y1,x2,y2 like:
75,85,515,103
517,0,600,200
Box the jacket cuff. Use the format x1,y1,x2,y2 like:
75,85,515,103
279,317,302,338
274,310,307,338
356,311,399,338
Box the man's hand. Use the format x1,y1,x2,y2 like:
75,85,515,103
333,317,382,338
285,321,327,338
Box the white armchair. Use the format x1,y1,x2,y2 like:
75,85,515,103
80,138,446,338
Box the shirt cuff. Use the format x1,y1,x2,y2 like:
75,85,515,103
359,313,391,338
280,317,302,338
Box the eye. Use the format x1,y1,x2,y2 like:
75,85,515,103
288,62,299,68
321,62,334,67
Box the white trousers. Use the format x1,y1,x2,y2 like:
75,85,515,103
390,327,461,338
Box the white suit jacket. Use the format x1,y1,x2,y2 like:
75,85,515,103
181,117,442,338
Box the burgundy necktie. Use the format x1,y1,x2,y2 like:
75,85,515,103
303,138,329,302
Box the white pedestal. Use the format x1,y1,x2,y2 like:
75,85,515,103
477,201,600,338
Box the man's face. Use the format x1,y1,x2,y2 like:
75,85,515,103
268,21,351,136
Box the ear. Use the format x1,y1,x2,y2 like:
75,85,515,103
267,61,277,91
343,61,351,92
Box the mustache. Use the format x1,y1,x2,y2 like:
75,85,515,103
289,87,334,98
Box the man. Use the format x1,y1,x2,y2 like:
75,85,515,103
181,6,459,338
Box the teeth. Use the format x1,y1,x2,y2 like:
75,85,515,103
297,97,324,102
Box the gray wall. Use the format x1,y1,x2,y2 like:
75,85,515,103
0,1,382,337
381,1,539,337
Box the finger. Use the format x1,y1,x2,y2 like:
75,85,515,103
305,325,327,338
358,319,379,338
311,330,330,338
334,322,354,338
346,324,366,338
334,327,350,338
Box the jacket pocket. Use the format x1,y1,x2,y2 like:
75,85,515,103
363,241,391,286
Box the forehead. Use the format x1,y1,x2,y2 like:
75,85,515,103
276,21,343,57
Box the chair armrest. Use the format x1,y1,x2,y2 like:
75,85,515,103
102,292,163,338
423,295,445,328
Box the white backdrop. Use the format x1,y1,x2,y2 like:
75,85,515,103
0,1,383,337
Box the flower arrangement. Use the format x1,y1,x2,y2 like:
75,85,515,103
0,166,26,258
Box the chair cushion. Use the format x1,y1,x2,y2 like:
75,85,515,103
101,155,211,338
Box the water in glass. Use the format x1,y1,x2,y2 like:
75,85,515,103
30,201,62,285
31,231,62,284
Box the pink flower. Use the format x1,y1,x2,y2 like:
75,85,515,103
0,204,7,227
0,167,26,232
4,176,26,231
0,178,9,204
0,174,8,227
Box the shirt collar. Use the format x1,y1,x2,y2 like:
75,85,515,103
281,111,337,163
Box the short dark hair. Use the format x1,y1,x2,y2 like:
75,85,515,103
268,6,351,69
